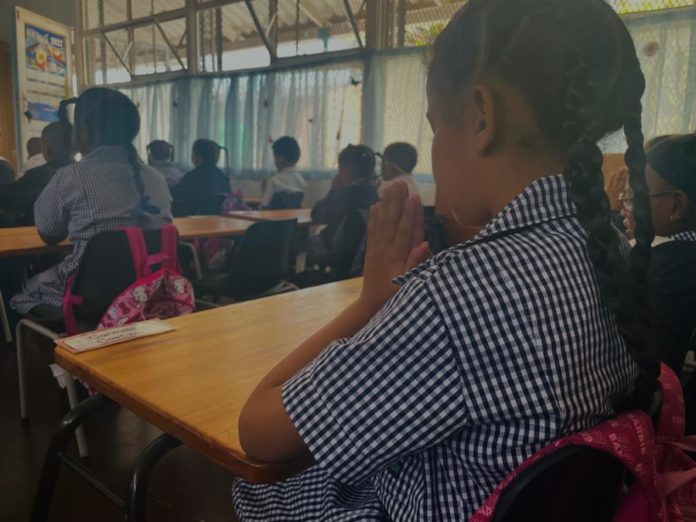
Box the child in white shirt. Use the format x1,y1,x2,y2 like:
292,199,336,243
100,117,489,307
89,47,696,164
379,142,420,197
261,136,307,209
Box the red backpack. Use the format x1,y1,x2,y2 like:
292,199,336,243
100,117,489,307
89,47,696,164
63,225,195,334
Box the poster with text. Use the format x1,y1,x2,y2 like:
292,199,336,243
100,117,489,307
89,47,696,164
14,7,73,173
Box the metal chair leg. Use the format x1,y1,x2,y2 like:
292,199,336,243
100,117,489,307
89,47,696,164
65,374,89,458
0,289,12,343
128,434,182,522
31,393,108,522
16,319,28,420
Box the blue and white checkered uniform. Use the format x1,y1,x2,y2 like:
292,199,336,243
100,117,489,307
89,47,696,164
11,145,172,314
232,175,638,521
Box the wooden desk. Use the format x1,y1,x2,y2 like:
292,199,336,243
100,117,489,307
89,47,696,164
243,196,262,208
55,278,363,483
173,216,253,240
227,209,313,226
0,226,70,257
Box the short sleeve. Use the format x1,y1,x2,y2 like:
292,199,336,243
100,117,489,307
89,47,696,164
34,174,69,240
261,177,276,208
282,280,467,485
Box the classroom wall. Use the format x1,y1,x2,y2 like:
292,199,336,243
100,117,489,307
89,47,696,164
0,0,76,43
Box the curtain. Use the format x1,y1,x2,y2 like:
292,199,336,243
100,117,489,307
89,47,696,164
121,7,696,174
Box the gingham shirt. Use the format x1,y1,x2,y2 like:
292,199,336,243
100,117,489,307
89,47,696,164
672,230,696,242
11,145,172,314
232,175,637,521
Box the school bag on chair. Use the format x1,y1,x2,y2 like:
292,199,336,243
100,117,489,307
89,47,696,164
470,364,696,522
63,225,195,334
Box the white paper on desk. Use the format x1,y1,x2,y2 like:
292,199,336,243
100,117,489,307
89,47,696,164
57,320,177,353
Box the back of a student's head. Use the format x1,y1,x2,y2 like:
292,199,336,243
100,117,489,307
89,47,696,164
272,136,301,171
27,137,42,158
148,140,174,163
68,88,140,156
41,122,72,163
429,0,659,411
191,139,220,168
383,142,418,179
338,144,376,183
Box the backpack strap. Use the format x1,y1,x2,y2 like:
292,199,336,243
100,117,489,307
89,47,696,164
62,274,83,336
125,226,178,277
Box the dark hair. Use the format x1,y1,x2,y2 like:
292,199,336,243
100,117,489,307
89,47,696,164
384,142,418,173
41,122,71,161
647,133,696,205
338,144,376,182
147,140,174,162
60,88,155,218
430,0,657,411
192,139,221,167
272,136,301,165
27,137,42,156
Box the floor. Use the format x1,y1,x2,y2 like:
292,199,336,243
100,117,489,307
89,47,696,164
1,331,239,522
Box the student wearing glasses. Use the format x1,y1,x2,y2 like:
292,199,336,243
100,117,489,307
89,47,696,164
621,133,696,372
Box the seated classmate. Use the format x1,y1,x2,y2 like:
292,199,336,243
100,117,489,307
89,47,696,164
622,133,696,373
379,142,420,197
0,157,14,185
22,136,45,174
11,88,172,315
0,122,73,225
147,139,183,189
172,139,229,214
261,136,307,209
233,1,656,520
311,144,379,250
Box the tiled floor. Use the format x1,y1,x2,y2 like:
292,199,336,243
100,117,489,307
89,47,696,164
1,332,238,522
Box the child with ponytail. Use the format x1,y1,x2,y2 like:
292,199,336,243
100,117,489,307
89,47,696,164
11,87,172,315
232,1,657,520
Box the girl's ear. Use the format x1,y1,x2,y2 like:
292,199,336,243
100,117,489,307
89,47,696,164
671,191,691,222
469,83,497,155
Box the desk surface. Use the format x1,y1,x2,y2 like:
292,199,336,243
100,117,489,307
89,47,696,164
227,209,313,226
55,278,363,483
0,227,70,257
173,216,253,239
0,218,252,256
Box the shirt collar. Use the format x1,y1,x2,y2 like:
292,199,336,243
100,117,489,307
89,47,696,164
396,174,575,284
84,145,130,161
671,230,696,242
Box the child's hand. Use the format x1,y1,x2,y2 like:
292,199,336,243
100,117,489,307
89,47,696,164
359,182,431,311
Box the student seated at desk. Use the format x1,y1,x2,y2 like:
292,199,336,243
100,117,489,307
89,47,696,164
234,1,656,520
261,136,307,209
23,136,46,174
621,133,696,373
11,88,172,315
0,122,73,226
379,142,420,197
172,139,229,214
147,139,184,189
311,144,379,252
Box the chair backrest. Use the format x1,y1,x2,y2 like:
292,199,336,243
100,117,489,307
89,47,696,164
491,444,624,522
172,193,226,217
69,228,175,327
268,190,303,210
329,209,369,279
226,218,297,298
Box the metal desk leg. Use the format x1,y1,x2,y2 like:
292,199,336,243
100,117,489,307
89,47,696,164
128,434,182,522
31,393,109,522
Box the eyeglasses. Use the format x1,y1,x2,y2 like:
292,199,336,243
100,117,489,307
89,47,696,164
619,190,679,210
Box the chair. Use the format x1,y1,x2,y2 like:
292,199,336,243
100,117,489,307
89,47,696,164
491,444,624,522
172,193,226,217
16,227,176,456
267,190,303,210
327,209,369,279
194,219,298,301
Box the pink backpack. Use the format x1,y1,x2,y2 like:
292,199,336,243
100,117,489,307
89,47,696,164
471,364,696,522
63,225,195,334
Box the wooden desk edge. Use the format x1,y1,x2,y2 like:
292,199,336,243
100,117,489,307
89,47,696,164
54,348,309,484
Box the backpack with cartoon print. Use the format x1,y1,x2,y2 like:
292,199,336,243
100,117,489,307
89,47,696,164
63,225,195,334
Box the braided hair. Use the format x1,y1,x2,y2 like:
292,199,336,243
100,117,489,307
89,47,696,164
68,87,157,218
429,0,657,411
